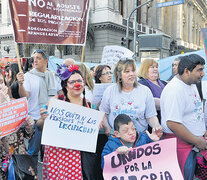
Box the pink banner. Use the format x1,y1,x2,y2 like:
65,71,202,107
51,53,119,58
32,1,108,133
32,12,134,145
103,138,183,180
201,28,207,59
9,0,90,45
0,98,28,138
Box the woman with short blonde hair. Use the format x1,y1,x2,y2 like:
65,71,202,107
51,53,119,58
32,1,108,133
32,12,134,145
137,59,167,132
138,59,158,79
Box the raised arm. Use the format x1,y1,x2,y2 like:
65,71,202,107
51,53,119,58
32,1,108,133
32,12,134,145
17,72,30,99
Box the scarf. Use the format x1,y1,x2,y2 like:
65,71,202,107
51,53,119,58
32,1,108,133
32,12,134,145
29,68,56,107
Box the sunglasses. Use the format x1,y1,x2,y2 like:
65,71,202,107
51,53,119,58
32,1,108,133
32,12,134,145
119,57,134,61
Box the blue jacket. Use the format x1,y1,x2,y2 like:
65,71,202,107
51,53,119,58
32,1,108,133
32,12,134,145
101,131,152,168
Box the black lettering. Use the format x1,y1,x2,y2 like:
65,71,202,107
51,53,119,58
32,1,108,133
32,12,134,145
150,173,157,180
130,165,134,172
129,150,136,160
148,161,152,169
145,146,152,156
164,171,173,180
153,144,161,155
128,176,137,180
160,172,163,180
111,154,122,168
125,165,129,174
142,162,147,170
137,148,144,158
121,153,133,165
111,177,118,180
141,175,148,180
134,163,139,171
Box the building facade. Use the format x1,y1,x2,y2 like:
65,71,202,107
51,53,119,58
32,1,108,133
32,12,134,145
0,0,206,62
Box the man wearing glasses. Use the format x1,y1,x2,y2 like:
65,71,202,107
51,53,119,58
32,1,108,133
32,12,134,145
17,49,61,167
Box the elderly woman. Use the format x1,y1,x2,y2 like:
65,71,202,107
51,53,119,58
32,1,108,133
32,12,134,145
94,65,112,83
137,59,167,128
99,59,162,135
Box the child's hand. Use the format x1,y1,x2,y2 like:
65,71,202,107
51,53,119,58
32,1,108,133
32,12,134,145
146,128,161,141
154,126,163,138
116,146,131,154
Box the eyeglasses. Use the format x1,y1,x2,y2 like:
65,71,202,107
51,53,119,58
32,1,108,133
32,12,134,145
101,71,113,76
67,79,83,85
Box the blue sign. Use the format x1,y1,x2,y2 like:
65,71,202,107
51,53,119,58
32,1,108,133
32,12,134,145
156,0,184,8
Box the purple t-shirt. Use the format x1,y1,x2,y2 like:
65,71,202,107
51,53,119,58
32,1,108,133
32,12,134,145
145,79,166,98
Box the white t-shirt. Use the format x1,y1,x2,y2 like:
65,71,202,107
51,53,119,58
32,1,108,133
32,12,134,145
160,77,206,136
84,86,93,103
99,84,157,132
24,71,61,120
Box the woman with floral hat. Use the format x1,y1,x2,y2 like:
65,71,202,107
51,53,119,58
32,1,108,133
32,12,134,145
38,64,99,180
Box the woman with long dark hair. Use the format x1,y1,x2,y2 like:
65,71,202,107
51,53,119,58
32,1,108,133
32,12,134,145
38,64,98,180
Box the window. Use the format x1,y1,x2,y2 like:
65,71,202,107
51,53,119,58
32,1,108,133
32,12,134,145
64,46,73,55
119,0,124,16
137,0,141,24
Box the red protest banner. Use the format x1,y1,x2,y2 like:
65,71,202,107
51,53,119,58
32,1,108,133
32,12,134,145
8,0,90,45
0,98,28,138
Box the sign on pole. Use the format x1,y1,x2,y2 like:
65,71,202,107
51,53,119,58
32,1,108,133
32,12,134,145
0,98,28,138
41,99,104,153
8,0,90,45
101,45,134,68
103,138,183,180
156,0,184,8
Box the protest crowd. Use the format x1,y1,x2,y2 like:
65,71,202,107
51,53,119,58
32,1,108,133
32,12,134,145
0,48,206,180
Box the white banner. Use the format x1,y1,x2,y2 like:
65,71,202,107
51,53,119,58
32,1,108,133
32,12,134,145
41,99,104,153
101,45,134,68
92,83,113,105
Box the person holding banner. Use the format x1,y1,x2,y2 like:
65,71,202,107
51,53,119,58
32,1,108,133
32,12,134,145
99,58,162,135
16,49,61,167
38,64,99,180
101,114,161,168
160,54,207,179
0,69,35,179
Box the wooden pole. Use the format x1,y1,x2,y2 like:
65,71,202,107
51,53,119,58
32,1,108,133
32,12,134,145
81,46,85,64
15,43,22,72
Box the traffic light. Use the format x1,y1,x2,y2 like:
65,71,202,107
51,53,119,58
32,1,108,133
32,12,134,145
121,37,127,47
